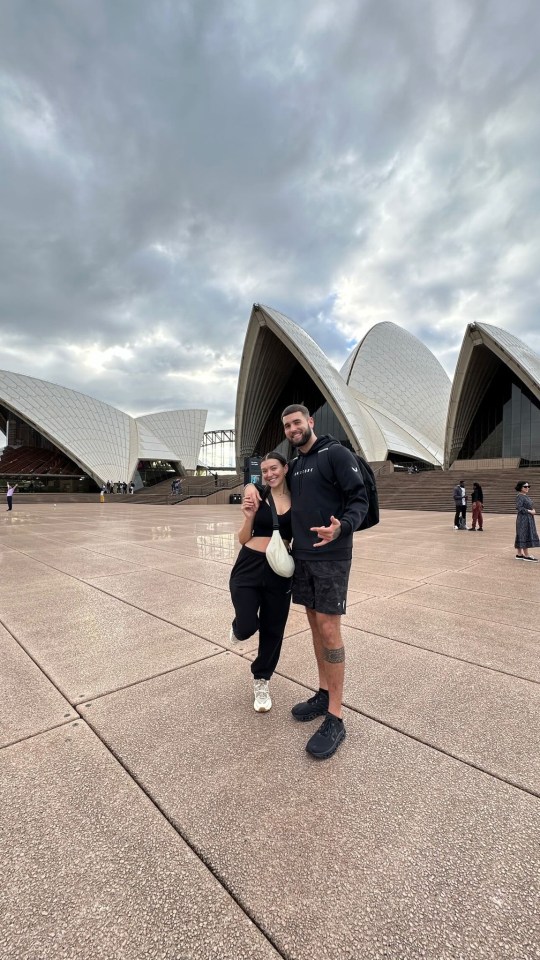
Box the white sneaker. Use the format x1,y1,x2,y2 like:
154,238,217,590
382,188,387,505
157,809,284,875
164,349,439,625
253,679,272,712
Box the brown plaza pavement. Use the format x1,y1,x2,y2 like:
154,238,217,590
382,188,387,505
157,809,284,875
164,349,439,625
1,502,539,960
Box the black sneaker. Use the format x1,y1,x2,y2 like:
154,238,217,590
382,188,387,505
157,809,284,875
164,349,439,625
291,689,329,722
306,713,346,759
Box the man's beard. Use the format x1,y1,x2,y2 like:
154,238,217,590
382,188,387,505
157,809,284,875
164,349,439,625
290,426,312,448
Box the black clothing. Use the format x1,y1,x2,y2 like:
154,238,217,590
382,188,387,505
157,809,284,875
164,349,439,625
454,504,467,527
292,558,351,615
288,435,368,562
229,546,292,680
6,496,12,511
251,498,292,540
471,486,484,503
515,494,540,549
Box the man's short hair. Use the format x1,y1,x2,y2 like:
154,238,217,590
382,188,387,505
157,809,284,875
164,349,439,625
281,403,310,420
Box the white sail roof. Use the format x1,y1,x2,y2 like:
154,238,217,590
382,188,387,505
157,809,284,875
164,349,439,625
0,369,207,485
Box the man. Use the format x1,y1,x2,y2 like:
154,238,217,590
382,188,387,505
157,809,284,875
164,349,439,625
245,405,368,759
6,481,17,511
453,479,467,530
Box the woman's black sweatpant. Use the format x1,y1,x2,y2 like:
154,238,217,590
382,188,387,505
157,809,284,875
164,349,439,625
229,545,292,681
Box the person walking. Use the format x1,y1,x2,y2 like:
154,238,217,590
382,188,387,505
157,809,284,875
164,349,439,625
515,480,539,561
244,405,368,759
470,482,484,531
6,482,17,511
453,479,467,529
229,452,292,713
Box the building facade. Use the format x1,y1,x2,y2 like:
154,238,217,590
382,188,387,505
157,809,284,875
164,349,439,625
236,306,540,471
0,369,207,490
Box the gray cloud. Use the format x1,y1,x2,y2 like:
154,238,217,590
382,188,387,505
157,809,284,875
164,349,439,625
1,0,539,426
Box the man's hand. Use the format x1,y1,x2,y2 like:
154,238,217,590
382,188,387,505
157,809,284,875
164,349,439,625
310,516,342,547
243,483,261,510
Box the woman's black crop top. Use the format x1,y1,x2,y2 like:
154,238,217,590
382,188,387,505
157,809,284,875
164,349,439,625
251,499,292,540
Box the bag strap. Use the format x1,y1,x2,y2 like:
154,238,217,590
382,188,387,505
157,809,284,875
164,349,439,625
266,493,280,531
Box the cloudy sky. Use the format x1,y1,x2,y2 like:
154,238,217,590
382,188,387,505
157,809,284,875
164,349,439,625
1,0,539,431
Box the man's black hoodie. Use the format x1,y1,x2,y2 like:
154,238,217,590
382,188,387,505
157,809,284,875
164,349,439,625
288,435,368,561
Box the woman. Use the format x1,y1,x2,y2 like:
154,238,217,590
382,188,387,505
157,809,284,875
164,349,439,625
229,451,292,712
515,481,539,561
470,482,484,531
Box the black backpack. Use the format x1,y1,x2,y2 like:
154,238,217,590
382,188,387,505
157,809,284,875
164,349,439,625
349,453,380,530
290,444,380,531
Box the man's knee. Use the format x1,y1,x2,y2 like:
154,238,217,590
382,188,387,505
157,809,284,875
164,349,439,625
314,612,343,646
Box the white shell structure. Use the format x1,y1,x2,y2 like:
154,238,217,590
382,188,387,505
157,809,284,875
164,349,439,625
341,322,451,464
445,321,540,467
0,369,207,485
136,410,207,471
236,305,450,465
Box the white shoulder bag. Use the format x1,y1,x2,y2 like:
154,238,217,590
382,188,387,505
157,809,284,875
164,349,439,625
265,494,295,578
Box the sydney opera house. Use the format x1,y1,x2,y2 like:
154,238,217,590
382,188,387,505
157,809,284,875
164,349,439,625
1,304,539,494
0,369,206,492
235,304,540,471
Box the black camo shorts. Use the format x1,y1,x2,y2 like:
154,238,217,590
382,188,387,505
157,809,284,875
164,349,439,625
292,558,352,615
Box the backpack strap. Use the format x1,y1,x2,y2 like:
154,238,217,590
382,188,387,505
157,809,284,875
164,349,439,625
313,442,341,486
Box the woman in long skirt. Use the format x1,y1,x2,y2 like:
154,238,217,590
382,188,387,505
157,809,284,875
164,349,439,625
515,480,540,561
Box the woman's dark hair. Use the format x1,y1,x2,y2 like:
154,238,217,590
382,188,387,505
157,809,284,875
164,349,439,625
515,480,529,492
261,451,287,466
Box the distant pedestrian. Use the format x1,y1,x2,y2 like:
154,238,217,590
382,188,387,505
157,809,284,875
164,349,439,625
470,483,484,531
213,472,218,487
6,482,17,511
129,481,135,495
453,480,467,530
515,480,539,561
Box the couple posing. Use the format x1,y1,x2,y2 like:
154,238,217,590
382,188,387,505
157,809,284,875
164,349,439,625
229,404,368,760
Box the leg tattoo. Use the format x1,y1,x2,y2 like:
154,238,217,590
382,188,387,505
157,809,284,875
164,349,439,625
323,646,345,663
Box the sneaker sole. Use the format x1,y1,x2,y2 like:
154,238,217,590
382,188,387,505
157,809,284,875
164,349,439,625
306,727,346,760
254,702,272,712
291,706,328,722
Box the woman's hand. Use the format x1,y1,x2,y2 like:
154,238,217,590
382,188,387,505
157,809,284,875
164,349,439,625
530,508,536,515
241,499,257,520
